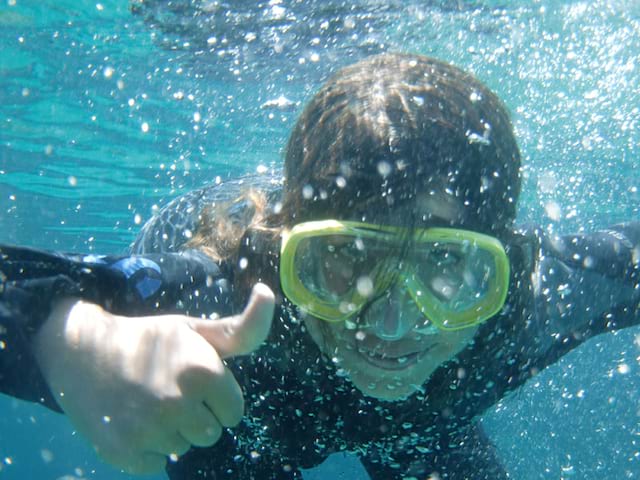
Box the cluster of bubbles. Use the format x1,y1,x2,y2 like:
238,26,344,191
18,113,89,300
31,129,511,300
2,1,639,248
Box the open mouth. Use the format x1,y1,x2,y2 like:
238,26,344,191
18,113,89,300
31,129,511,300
356,345,435,371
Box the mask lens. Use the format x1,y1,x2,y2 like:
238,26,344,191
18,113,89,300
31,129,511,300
412,240,500,322
293,235,383,304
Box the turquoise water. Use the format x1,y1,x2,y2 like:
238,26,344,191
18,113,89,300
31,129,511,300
1,0,640,478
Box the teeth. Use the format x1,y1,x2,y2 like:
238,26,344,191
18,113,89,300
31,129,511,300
358,349,412,363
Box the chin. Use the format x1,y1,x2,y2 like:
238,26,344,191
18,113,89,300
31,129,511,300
348,371,426,402
340,351,434,402
302,314,476,402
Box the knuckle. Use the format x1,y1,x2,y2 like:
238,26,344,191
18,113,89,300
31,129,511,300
172,441,191,457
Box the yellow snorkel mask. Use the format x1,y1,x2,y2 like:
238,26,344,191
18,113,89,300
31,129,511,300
280,220,510,332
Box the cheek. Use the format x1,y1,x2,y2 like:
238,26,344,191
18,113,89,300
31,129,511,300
436,327,479,358
303,315,341,356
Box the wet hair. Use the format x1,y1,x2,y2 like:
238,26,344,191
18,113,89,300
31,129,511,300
189,53,522,301
276,52,521,236
187,188,268,261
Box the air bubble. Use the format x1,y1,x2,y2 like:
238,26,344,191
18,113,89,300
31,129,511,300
470,91,482,102
617,363,630,374
40,449,54,463
302,184,314,199
356,276,374,297
377,161,392,177
544,201,562,221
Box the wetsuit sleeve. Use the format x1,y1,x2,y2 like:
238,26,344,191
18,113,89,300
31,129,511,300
539,222,640,284
0,244,233,409
531,221,640,359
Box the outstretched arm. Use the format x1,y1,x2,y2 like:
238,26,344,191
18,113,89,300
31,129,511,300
0,244,277,474
0,244,233,406
540,222,640,285
517,221,640,378
32,284,274,474
534,221,640,336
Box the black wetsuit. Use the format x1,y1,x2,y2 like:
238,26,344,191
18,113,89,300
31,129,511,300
1,177,639,480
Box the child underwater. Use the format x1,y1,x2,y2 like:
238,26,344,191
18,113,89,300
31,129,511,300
1,53,640,479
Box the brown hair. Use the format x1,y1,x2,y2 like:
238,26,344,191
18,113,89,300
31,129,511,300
278,53,521,234
186,188,270,261
189,53,521,295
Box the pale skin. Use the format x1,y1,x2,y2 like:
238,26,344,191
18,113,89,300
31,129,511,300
33,284,275,474
303,291,478,401
32,191,476,473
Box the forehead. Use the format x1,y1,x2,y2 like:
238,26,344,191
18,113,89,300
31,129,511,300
353,189,466,228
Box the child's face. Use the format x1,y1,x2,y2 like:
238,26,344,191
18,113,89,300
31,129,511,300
302,190,482,401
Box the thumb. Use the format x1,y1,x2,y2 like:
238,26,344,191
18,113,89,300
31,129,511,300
189,283,275,359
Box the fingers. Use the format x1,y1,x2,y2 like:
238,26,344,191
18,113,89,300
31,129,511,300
178,402,223,447
178,361,244,428
88,286,270,474
201,364,244,427
152,432,191,458
191,283,275,359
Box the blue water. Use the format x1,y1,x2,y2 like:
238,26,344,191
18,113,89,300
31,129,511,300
1,0,640,478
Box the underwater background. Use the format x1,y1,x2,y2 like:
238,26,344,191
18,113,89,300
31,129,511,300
1,0,640,478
